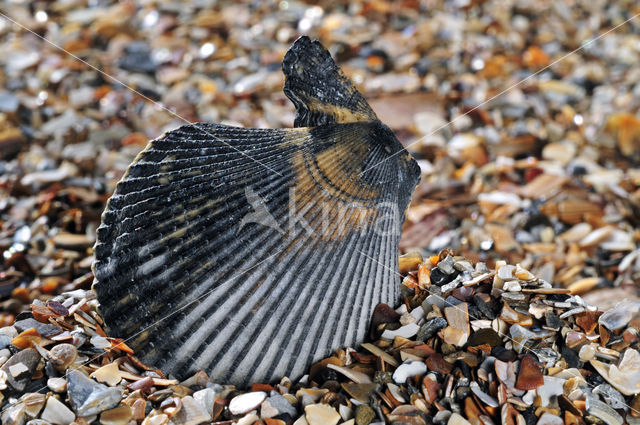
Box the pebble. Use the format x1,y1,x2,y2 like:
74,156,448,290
40,396,76,425
392,361,427,384
0,91,19,112
515,355,544,390
380,323,419,339
305,404,341,425
1,348,40,392
229,391,267,415
192,388,216,417
441,303,469,347
167,396,209,425
67,370,123,416
535,412,563,425
341,383,378,403
47,377,68,393
1,403,25,425
49,344,77,371
100,405,133,425
90,362,122,386
416,317,447,341
354,405,376,425
261,393,297,418
14,318,61,338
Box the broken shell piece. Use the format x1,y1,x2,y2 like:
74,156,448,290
90,362,122,386
590,348,640,396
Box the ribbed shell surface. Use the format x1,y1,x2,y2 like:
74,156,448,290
93,36,420,386
93,122,419,385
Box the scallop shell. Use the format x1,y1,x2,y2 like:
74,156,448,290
92,36,420,386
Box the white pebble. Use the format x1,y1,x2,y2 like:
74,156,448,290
229,391,267,415
392,360,427,384
381,323,420,339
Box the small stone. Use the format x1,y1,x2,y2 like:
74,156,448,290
1,348,40,392
467,328,502,347
431,267,455,286
387,383,405,403
448,413,471,425
305,404,341,425
118,41,157,73
261,393,297,418
90,362,122,386
47,377,67,393
515,355,544,390
229,391,267,415
52,233,93,250
297,388,329,407
90,335,111,349
441,303,469,347
67,370,122,416
503,281,522,292
193,388,216,417
579,344,597,361
341,383,379,403
1,403,25,425
417,317,447,341
11,328,42,349
514,265,535,281
142,413,169,425
0,334,12,349
0,91,19,112
381,323,420,339
497,265,515,280
49,344,77,371
369,304,401,338
131,398,147,421
536,412,563,425
399,312,417,326
423,374,440,403
14,318,62,338
40,396,76,425
168,396,209,425
437,256,456,275
393,360,427,384
426,353,453,374
494,359,516,390
9,362,29,377
100,405,132,425
23,393,46,416
398,252,423,273
355,405,376,425
542,142,576,165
